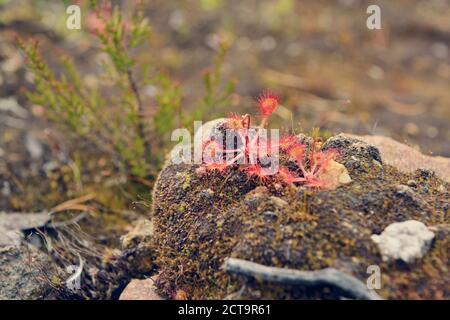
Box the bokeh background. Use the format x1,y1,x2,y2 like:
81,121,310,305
0,0,449,213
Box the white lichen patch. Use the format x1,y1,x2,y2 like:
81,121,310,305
371,220,435,263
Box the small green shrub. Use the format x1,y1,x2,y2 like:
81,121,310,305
19,1,235,182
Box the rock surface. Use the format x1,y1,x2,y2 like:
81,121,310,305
152,133,449,299
0,211,50,230
0,212,50,246
0,230,22,246
371,220,435,263
346,134,450,182
0,244,55,300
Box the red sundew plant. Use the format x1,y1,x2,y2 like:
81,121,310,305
200,92,338,189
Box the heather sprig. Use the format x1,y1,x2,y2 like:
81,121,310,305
19,1,233,180
18,0,153,177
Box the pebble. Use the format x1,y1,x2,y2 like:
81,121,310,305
119,278,163,300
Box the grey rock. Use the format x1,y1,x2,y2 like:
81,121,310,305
0,97,28,118
0,212,51,247
394,184,427,208
25,134,44,160
1,181,11,196
0,245,55,300
119,219,155,277
0,229,22,246
0,212,50,231
322,133,383,165
396,184,414,195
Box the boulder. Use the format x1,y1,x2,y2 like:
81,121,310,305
346,134,450,182
151,133,449,299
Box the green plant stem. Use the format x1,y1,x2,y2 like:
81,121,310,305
127,68,151,166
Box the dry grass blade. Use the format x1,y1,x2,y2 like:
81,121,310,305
50,193,96,214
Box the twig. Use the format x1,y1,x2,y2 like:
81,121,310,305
127,175,154,188
222,258,381,300
127,69,143,113
49,213,88,228
127,68,151,163
262,68,338,100
50,193,96,214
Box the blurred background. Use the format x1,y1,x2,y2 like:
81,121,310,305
0,0,449,219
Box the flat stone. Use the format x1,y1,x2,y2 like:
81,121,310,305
0,212,51,247
0,228,22,246
0,212,50,230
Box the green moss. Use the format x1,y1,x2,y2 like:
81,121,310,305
152,137,449,300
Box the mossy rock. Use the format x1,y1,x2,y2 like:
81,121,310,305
151,134,449,299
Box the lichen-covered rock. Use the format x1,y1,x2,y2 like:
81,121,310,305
151,134,449,300
322,134,383,176
346,134,450,183
371,220,435,263
0,245,55,300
